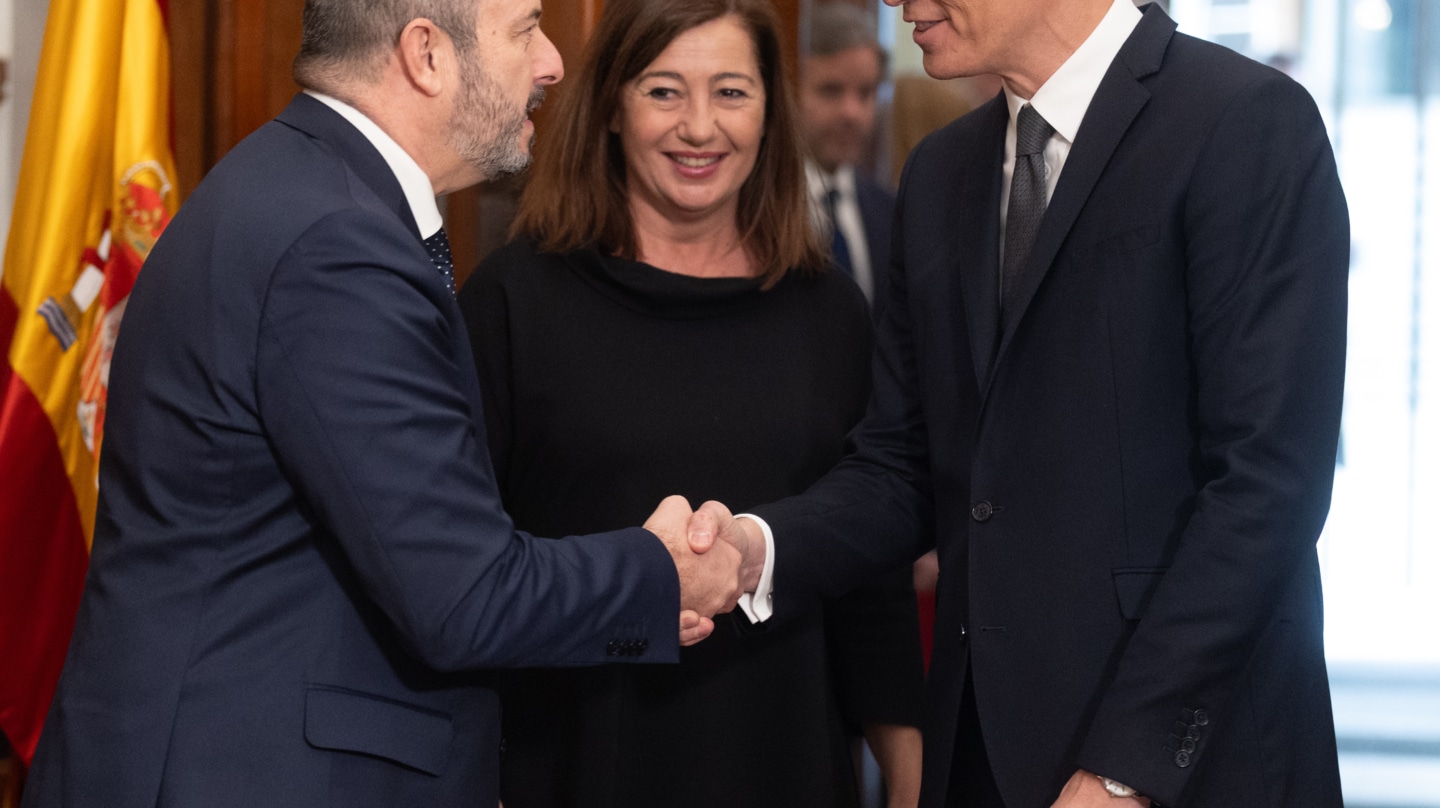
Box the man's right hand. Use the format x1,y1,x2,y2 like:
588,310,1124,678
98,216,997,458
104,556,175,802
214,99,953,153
686,500,765,594
644,496,745,617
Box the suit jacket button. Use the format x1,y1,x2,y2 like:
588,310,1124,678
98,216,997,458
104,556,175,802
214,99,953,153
1175,750,1192,768
606,640,619,656
1194,709,1209,726
1186,725,1201,740
971,501,994,522
1180,738,1196,753
638,639,649,653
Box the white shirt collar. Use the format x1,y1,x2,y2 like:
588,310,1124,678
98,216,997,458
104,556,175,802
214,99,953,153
805,160,857,201
1004,0,1143,144
305,90,445,239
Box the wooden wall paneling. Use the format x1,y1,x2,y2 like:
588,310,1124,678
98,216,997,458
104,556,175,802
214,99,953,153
230,0,270,148
265,0,306,125
776,0,803,84
208,0,237,175
168,0,303,202
168,0,209,199
225,0,303,158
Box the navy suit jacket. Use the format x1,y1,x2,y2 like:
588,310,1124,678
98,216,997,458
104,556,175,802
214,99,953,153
756,8,1348,808
23,94,680,808
853,172,896,318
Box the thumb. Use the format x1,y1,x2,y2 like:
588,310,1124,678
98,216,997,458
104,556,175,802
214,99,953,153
689,500,735,553
687,509,716,553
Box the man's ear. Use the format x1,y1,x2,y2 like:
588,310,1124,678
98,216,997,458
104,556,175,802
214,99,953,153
396,18,449,97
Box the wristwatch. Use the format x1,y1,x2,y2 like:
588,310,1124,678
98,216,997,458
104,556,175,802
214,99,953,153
1097,775,1140,798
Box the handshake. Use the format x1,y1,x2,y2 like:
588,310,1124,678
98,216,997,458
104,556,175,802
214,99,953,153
643,496,768,646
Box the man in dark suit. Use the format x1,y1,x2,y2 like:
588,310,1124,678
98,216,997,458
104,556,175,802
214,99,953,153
717,0,1350,806
799,2,896,316
22,1,744,806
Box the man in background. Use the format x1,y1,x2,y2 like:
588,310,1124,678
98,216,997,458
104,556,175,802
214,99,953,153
800,2,895,313
720,0,1350,805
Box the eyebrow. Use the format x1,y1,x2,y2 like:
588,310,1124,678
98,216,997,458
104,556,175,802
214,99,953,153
634,70,759,85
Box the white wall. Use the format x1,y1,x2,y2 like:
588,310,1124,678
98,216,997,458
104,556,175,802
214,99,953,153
0,0,49,281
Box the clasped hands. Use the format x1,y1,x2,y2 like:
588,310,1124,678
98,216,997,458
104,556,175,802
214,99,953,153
642,495,766,646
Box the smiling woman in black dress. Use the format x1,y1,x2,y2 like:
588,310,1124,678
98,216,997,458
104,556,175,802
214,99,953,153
457,1,924,806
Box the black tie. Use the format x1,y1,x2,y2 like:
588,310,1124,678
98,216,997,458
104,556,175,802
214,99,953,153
1002,104,1054,312
423,227,456,295
826,188,853,277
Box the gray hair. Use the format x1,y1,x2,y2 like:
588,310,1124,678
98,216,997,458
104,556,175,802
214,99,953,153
807,2,882,59
293,0,479,91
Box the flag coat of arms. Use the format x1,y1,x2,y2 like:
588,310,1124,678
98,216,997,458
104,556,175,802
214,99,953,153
0,0,177,764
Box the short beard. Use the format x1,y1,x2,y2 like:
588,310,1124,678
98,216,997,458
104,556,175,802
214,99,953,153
447,46,545,182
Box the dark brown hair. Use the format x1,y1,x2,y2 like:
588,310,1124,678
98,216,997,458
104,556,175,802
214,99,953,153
511,0,825,287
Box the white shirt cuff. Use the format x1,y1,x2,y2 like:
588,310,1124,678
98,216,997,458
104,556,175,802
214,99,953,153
734,514,776,623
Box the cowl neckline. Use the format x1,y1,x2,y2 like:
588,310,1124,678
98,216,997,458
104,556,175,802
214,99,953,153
561,247,769,320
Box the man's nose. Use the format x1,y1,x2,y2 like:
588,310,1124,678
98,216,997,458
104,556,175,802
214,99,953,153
840,91,870,124
534,25,564,86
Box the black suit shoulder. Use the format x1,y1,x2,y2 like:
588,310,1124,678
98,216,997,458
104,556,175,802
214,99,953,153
1144,30,1322,121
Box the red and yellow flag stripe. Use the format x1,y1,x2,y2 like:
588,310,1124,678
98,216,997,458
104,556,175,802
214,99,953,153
0,0,176,764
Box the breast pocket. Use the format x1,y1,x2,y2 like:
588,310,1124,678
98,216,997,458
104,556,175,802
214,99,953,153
304,684,453,776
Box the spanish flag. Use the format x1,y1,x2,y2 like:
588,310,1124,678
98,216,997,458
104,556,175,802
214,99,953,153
0,0,177,764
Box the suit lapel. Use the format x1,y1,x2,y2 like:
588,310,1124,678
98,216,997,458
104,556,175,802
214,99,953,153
989,6,1177,384
955,97,1009,390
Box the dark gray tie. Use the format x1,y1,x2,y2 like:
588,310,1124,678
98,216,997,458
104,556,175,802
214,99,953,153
1001,104,1054,311
826,188,853,276
423,227,456,295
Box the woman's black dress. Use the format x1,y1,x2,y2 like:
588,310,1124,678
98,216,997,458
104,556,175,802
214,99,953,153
458,240,925,808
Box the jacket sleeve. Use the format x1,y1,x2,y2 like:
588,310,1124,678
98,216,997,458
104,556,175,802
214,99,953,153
254,212,681,672
819,268,928,730
1074,74,1348,806
754,148,939,617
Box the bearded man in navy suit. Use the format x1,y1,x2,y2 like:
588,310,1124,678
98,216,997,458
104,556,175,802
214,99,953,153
23,2,746,806
714,0,1350,806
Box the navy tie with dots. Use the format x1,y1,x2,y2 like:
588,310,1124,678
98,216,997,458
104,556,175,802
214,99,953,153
1002,104,1054,315
826,188,853,277
423,227,456,295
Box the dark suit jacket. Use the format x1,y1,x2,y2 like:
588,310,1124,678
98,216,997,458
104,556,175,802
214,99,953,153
755,7,1348,808
854,172,896,318
22,94,680,808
